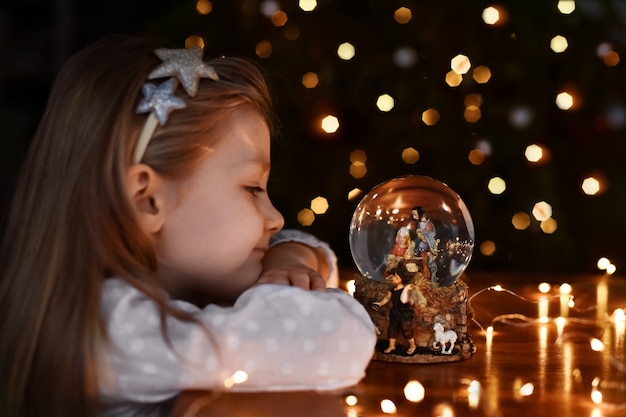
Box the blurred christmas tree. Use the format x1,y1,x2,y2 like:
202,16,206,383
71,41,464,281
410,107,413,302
2,0,625,274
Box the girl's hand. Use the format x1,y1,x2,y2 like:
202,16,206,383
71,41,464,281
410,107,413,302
256,264,327,291
258,241,329,291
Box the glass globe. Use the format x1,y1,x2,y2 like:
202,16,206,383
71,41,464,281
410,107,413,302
349,175,474,286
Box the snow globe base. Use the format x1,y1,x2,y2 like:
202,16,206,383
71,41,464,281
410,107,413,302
353,273,476,364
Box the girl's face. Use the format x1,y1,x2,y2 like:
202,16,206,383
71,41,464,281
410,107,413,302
155,109,284,304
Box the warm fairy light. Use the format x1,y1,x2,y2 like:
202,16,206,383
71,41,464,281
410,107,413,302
582,177,600,195
451,54,471,74
603,50,620,67
310,196,328,214
468,380,481,409
223,370,249,388
555,316,566,337
590,338,604,351
482,6,500,25
556,92,574,110
422,108,440,125
591,388,603,404
394,7,412,24
349,162,367,179
302,72,319,88
185,36,205,49
271,10,288,26
404,380,425,402
445,70,463,87
380,399,397,414
520,382,534,396
597,257,611,270
557,0,576,14
321,115,339,133
337,42,356,60
538,297,549,323
299,0,317,12
606,263,616,274
346,279,356,296
350,149,367,163
480,240,496,256
473,66,492,83
487,177,506,194
297,208,315,226
512,212,530,230
532,201,552,221
433,403,454,417
540,217,557,234
255,41,273,58
464,106,481,122
465,93,482,107
468,149,485,165
376,94,394,112
492,285,503,292
345,394,358,406
550,35,568,53
284,24,300,40
525,144,543,162
538,282,551,293
195,0,212,15
560,283,572,295
401,147,420,164
348,188,362,201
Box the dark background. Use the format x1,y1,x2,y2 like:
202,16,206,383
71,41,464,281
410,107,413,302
2,0,626,275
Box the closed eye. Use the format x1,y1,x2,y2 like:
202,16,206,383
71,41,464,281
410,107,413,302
246,186,265,196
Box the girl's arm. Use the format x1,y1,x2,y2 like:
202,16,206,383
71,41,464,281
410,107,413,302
257,229,339,290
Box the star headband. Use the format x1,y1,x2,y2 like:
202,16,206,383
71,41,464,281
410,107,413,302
133,47,219,163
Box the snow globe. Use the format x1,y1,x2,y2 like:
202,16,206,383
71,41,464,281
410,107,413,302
349,175,476,363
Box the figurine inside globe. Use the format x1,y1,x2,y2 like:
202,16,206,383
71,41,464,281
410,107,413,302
349,175,475,287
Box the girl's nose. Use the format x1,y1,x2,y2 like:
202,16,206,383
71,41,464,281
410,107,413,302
265,200,285,234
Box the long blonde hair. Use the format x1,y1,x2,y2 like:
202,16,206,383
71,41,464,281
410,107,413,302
0,35,273,417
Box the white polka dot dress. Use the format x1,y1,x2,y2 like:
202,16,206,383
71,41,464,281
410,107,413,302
97,230,376,416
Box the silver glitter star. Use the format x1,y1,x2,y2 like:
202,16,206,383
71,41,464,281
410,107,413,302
148,47,219,96
135,78,186,125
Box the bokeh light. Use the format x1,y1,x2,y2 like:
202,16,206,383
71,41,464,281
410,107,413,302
337,42,356,60
297,208,315,226
321,115,339,133
487,177,506,194
404,380,425,402
451,54,471,74
394,7,412,24
255,41,272,58
422,108,440,125
445,70,463,87
482,6,500,25
473,65,492,83
480,240,496,256
401,147,420,164
299,0,317,12
512,212,531,230
376,94,394,112
525,144,544,163
557,0,575,14
532,201,552,221
581,177,600,195
311,196,329,214
468,149,485,165
550,35,568,53
556,91,574,110
195,0,212,15
302,72,319,88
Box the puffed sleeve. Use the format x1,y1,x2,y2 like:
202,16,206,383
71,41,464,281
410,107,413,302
98,278,376,411
270,228,339,287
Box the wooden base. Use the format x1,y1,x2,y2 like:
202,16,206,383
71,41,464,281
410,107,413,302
354,274,476,364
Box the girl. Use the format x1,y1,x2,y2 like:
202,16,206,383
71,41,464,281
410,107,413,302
0,36,375,417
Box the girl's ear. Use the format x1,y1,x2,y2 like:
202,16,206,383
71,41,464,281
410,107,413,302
126,164,166,235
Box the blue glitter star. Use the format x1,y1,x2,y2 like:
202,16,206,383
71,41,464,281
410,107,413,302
135,78,186,125
148,47,219,96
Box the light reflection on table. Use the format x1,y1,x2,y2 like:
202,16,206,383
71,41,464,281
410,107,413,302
173,272,626,417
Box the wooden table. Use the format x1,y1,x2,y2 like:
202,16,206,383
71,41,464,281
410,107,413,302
172,272,626,417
